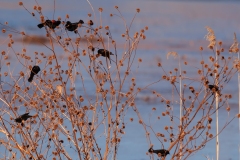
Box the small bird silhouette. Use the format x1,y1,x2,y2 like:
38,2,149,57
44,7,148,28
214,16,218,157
88,20,94,26
208,84,221,96
97,49,114,64
148,148,170,157
28,65,40,82
15,113,32,123
208,84,218,90
37,20,61,29
65,20,84,33
208,116,212,124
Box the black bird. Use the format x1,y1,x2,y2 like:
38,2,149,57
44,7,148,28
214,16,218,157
15,113,32,123
208,84,218,90
148,148,170,157
208,117,212,124
97,49,114,64
65,20,84,33
208,84,221,96
37,20,61,29
88,20,94,26
28,65,40,82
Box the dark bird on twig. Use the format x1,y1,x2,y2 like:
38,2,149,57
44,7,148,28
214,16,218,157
15,113,32,123
88,20,94,26
208,84,221,96
28,65,40,82
37,20,61,29
97,49,114,64
208,84,218,90
65,20,84,33
148,147,170,157
208,117,212,124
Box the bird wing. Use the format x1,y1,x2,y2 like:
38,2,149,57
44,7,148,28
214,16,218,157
22,113,30,116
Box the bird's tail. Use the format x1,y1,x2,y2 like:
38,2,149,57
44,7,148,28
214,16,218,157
79,20,84,24
37,23,44,28
28,74,34,82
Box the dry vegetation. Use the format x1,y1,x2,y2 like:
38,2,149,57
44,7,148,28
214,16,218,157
0,1,239,160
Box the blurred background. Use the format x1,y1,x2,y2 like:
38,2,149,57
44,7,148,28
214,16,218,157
1,0,240,159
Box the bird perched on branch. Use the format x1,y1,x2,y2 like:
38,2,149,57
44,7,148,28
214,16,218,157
65,20,84,33
148,147,170,157
37,20,61,29
15,113,32,123
208,84,221,96
97,49,114,64
88,20,94,26
28,65,40,82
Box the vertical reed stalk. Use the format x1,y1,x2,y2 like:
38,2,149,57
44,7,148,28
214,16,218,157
238,51,240,160
215,49,219,160
179,55,183,159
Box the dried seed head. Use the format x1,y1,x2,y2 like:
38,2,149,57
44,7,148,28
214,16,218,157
37,6,42,11
105,26,109,30
226,107,230,112
209,134,213,138
237,114,240,118
197,70,202,74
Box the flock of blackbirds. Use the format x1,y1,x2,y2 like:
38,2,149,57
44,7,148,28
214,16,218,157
37,19,89,32
15,19,114,126
37,19,114,63
16,19,221,157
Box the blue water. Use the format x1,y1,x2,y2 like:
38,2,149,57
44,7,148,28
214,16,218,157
1,0,240,160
